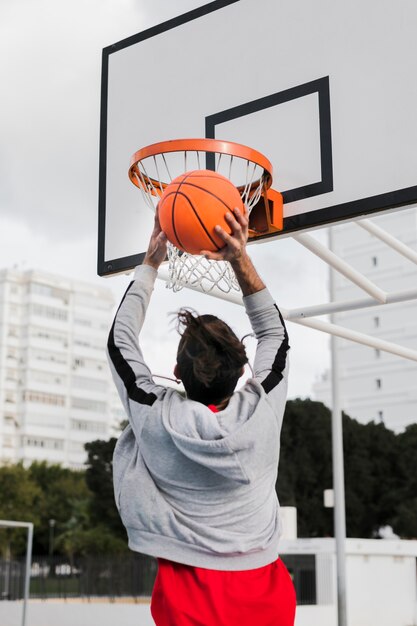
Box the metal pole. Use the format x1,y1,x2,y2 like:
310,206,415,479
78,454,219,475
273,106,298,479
357,218,417,265
22,523,33,626
329,227,348,626
286,287,417,319
293,317,417,363
49,519,55,557
294,231,387,302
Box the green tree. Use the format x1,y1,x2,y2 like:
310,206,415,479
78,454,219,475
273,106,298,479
56,525,127,560
394,424,417,538
0,464,43,557
277,399,333,537
278,399,404,539
27,461,90,555
84,438,126,540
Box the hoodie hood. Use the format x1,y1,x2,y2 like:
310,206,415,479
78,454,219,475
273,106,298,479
160,381,279,484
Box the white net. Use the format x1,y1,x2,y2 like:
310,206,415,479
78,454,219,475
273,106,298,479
130,146,269,293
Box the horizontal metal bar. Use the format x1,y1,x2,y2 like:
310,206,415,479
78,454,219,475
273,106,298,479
0,520,34,529
293,317,417,362
157,269,417,362
287,288,417,319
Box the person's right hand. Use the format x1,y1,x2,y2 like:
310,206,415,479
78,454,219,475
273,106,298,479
200,206,249,266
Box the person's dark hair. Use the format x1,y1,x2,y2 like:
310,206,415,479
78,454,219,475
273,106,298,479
176,309,248,405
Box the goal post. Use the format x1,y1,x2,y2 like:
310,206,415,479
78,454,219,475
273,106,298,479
0,521,33,626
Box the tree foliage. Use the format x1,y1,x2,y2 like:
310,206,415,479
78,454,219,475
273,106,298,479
0,463,43,557
84,438,127,540
27,462,90,555
277,399,411,538
277,399,333,537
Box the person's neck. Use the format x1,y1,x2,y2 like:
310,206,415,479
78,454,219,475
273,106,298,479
213,397,230,411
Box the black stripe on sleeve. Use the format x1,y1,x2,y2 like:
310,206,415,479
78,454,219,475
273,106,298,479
261,306,290,394
107,281,157,407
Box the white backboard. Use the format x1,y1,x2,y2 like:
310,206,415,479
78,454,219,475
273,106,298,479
98,0,417,276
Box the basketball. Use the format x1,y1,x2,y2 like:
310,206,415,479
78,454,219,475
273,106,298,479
158,170,244,255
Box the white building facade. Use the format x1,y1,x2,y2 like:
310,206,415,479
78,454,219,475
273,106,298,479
0,267,120,468
313,207,417,432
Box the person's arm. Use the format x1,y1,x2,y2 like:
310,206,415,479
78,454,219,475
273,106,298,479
202,207,290,399
106,215,168,419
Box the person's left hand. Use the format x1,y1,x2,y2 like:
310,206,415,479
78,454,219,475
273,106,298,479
143,210,168,270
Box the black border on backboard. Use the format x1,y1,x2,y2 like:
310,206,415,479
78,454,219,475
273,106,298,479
98,0,417,275
205,76,333,203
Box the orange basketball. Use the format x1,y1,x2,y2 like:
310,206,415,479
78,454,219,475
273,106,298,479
158,170,244,255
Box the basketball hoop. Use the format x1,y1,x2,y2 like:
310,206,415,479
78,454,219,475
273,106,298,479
129,139,283,293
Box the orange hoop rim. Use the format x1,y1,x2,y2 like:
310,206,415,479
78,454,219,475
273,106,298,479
128,138,274,194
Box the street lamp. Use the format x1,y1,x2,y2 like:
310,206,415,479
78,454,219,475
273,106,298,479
48,519,55,558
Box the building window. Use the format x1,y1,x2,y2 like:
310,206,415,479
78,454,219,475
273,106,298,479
31,303,68,322
72,357,106,371
23,391,66,406
71,419,106,433
74,337,103,351
32,328,67,346
23,436,63,450
75,318,92,327
72,376,107,392
33,349,67,366
6,369,18,382
376,378,382,389
31,283,68,303
30,370,66,386
31,283,53,297
71,398,106,413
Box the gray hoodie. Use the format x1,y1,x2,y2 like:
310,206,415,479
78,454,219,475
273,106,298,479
107,264,290,571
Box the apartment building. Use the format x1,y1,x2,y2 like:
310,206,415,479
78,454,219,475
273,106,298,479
313,207,417,432
0,267,118,468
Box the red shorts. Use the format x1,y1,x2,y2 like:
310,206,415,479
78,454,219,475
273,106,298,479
151,557,296,626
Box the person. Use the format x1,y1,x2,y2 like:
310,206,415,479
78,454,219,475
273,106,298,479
107,206,295,626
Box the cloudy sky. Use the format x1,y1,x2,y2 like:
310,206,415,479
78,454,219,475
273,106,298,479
0,0,331,399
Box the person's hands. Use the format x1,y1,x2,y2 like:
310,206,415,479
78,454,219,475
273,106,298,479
201,205,265,294
143,210,168,270
200,206,249,266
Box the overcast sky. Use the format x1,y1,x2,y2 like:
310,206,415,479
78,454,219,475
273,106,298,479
0,0,331,399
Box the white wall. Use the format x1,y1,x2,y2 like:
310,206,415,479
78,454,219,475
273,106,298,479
0,600,155,626
281,538,417,626
347,553,417,626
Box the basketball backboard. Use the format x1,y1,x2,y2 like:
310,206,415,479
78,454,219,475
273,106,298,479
98,0,417,276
